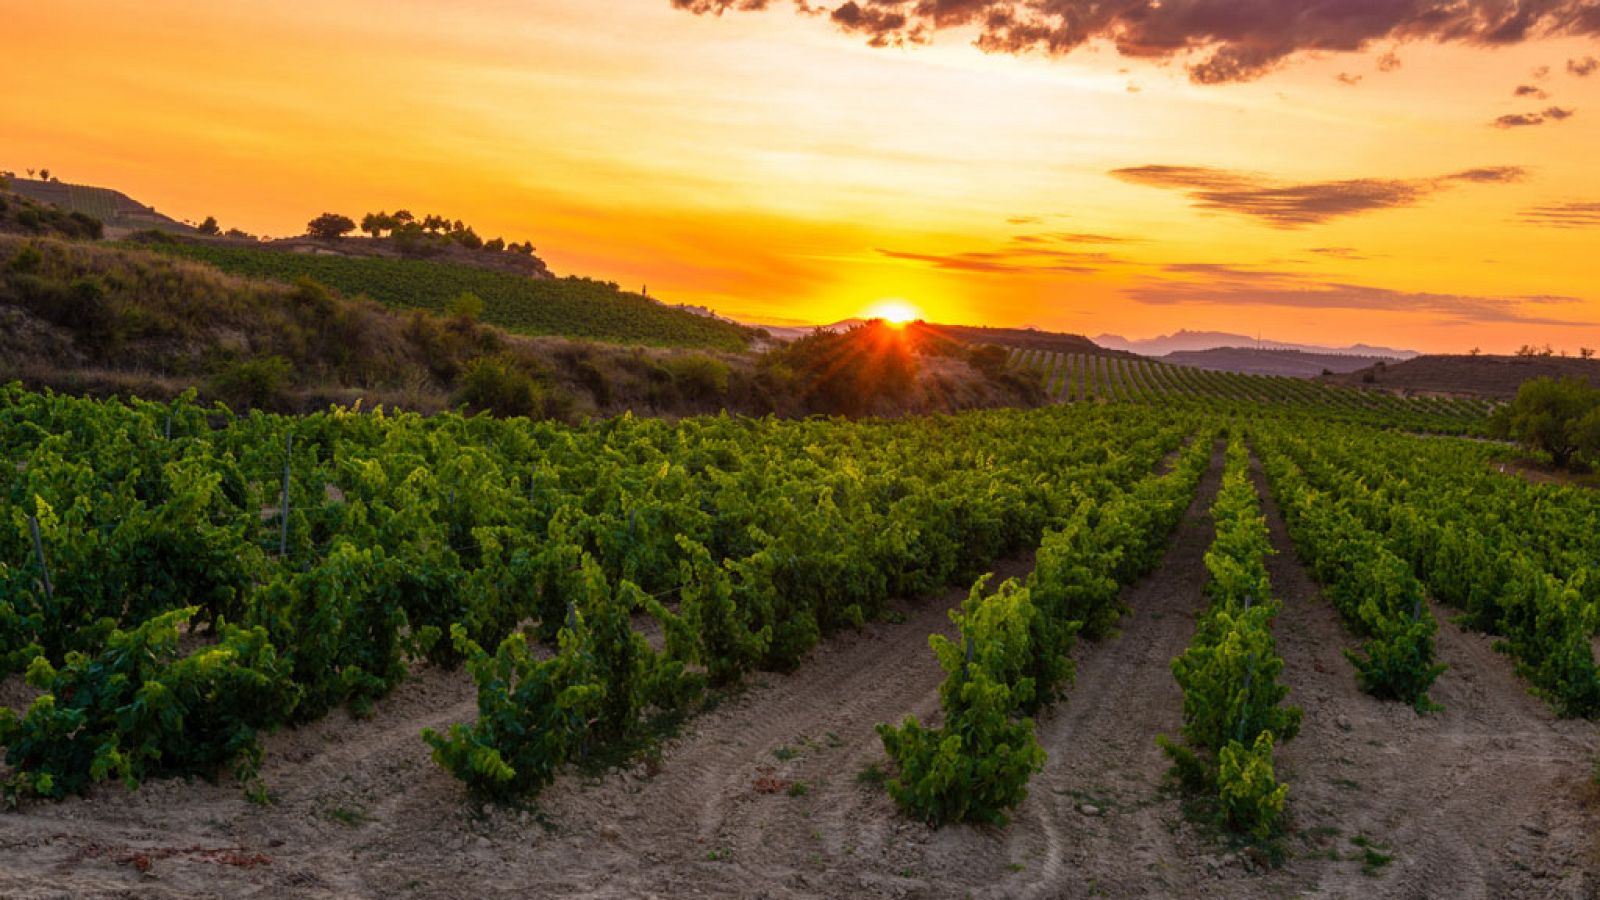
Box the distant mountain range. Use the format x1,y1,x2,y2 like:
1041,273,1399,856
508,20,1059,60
749,318,866,341
1095,330,1419,359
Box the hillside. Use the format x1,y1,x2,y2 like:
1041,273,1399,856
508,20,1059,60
0,234,1036,419
0,188,104,240
1098,329,1418,359
6,177,194,237
1162,347,1394,378
1327,354,1600,399
132,234,757,352
1009,346,1492,434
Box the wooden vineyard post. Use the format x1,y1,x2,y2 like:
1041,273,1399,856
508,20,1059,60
279,432,294,558
28,514,53,601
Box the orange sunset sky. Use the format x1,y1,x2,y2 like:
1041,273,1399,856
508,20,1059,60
7,0,1600,353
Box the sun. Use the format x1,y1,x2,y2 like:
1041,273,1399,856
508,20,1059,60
863,299,922,327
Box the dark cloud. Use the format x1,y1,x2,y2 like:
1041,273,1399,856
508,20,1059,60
829,2,920,47
1307,246,1370,260
1493,106,1577,127
672,0,1600,84
1337,72,1364,86
1520,201,1600,227
1495,112,1547,127
1129,265,1589,326
1571,56,1600,76
1108,165,1524,228
1377,50,1404,72
1515,84,1550,97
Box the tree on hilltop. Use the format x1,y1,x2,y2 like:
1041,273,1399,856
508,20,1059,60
307,213,356,241
361,211,398,238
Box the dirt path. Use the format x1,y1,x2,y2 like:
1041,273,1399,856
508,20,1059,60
1238,455,1600,899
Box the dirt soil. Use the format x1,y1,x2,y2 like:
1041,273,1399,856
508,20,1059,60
2,445,1597,899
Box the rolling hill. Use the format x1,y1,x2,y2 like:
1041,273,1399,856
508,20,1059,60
6,178,194,237
135,235,757,351
1327,354,1600,399
1161,347,1395,378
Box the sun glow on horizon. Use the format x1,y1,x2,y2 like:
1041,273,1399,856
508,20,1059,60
864,299,922,326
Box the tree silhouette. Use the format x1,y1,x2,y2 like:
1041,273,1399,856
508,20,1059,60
306,212,356,240
360,211,397,238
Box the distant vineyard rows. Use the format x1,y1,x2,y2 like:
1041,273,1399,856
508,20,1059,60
1007,348,1494,434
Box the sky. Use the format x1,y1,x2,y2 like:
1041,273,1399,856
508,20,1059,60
6,0,1600,353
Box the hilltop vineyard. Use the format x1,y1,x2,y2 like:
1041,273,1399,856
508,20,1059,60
138,240,757,351
1007,348,1495,434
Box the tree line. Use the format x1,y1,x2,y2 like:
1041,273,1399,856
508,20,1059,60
305,209,539,258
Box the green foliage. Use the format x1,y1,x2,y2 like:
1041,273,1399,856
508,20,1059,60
661,354,732,401
0,608,299,802
674,535,768,685
254,543,410,720
1257,438,1446,707
454,355,546,419
1162,438,1299,839
1217,732,1289,840
0,389,1194,809
449,290,485,322
878,576,1048,826
421,624,602,802
1498,376,1600,469
207,355,295,412
1170,607,1301,755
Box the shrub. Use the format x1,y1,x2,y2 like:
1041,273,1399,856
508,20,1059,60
450,291,485,323
207,355,294,411
662,354,731,401
8,243,43,273
454,355,544,418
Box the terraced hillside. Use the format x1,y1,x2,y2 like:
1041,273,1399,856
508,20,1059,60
6,179,194,236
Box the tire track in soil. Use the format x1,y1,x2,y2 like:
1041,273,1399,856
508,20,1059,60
0,660,485,900
1238,454,1600,900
